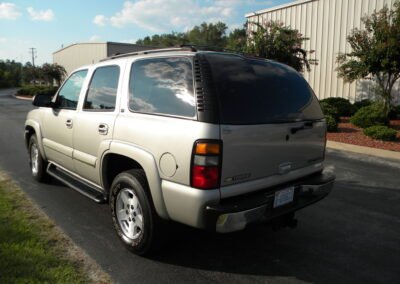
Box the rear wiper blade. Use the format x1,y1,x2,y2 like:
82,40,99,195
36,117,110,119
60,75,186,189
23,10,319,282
291,121,314,134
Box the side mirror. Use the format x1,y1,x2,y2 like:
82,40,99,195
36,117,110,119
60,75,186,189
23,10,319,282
32,94,56,108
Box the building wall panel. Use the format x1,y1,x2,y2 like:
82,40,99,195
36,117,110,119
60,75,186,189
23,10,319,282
246,0,398,103
53,43,107,75
53,42,154,75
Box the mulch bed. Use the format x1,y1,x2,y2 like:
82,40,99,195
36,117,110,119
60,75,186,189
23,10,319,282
327,117,400,152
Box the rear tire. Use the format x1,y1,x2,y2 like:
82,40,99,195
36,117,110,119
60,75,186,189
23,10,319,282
110,169,161,255
28,135,49,182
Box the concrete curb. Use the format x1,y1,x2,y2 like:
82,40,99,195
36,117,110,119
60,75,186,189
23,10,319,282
13,94,33,101
327,140,400,161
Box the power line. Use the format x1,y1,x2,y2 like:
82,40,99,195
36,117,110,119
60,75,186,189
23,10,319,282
29,48,37,67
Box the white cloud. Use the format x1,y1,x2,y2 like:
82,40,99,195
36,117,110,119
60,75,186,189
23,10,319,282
254,1,274,5
214,0,242,7
27,7,54,21
93,14,106,26
89,35,101,42
101,0,244,32
0,37,7,43
0,2,21,20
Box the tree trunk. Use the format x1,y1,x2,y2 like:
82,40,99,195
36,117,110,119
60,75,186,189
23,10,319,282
376,75,392,117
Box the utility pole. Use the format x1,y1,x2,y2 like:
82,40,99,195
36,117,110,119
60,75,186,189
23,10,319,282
29,48,37,67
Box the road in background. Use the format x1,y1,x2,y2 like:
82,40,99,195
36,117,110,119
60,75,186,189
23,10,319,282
1,88,399,283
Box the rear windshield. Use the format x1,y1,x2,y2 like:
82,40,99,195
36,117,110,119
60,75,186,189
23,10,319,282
204,54,323,124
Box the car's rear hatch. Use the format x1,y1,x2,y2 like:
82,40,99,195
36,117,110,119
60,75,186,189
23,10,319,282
202,53,326,189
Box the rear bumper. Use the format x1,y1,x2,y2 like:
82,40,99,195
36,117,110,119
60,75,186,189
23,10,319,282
205,171,335,233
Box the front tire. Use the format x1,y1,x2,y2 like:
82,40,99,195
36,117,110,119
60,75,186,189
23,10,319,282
110,170,160,255
28,135,49,182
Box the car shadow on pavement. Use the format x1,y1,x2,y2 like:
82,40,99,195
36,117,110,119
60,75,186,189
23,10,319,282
147,181,400,283
149,220,333,282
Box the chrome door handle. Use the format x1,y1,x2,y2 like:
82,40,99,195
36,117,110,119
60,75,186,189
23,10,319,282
98,123,109,135
65,119,73,128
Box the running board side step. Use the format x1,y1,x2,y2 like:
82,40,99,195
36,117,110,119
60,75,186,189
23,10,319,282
47,163,107,203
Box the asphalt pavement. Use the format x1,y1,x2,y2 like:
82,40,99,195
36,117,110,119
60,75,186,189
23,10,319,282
0,88,399,284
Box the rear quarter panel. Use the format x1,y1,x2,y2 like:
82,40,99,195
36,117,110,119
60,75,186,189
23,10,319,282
113,113,220,186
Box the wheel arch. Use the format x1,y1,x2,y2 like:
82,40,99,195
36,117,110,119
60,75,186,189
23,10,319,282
25,119,47,160
101,143,169,220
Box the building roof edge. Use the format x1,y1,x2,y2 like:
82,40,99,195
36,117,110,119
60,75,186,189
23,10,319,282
53,42,107,55
245,0,317,18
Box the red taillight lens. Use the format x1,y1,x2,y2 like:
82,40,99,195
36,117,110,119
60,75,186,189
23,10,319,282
191,140,222,190
192,166,219,189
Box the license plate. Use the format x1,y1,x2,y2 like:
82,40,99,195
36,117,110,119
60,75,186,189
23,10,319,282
273,187,295,208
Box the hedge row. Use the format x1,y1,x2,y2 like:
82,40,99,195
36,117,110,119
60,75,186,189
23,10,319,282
17,85,58,97
350,103,389,128
320,98,399,141
320,97,400,121
363,126,398,141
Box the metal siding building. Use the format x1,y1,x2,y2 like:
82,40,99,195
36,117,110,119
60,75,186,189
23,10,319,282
53,42,153,75
246,0,398,103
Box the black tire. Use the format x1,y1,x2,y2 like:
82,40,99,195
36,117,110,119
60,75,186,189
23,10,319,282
110,169,161,255
28,135,49,182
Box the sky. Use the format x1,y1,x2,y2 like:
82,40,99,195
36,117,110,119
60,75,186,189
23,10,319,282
0,0,293,65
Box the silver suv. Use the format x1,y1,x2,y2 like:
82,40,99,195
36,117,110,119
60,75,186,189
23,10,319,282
25,47,335,255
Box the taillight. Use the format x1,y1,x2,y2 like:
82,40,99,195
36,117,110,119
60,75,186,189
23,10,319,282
191,140,222,189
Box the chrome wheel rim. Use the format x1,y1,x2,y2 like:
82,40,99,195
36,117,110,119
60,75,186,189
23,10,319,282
116,188,144,240
30,143,39,175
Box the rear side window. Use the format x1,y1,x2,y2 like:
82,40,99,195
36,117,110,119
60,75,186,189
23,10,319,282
204,54,324,124
129,57,196,118
84,65,120,111
57,70,88,110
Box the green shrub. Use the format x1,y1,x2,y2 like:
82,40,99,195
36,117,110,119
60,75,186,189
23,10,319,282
363,126,397,141
325,115,338,132
353,99,372,112
17,85,58,97
320,101,340,122
350,103,389,128
320,97,354,116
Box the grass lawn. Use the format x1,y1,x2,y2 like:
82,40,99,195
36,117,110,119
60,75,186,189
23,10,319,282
0,172,111,283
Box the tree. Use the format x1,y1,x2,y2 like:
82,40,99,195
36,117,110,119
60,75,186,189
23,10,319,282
246,21,316,72
134,20,316,72
337,1,400,116
135,22,229,48
136,32,188,47
225,27,247,52
22,63,41,85
41,63,67,86
186,22,228,47
0,60,22,87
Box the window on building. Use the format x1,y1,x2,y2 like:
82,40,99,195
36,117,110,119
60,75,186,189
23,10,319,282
84,65,120,111
57,70,88,110
129,57,196,118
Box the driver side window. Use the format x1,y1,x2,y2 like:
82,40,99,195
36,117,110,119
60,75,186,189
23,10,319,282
56,70,88,110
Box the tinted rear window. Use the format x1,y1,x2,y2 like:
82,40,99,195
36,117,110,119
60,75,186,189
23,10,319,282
204,54,323,124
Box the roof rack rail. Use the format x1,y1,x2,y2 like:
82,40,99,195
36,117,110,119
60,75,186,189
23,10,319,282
99,44,247,62
180,44,221,52
180,44,245,55
100,46,196,62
